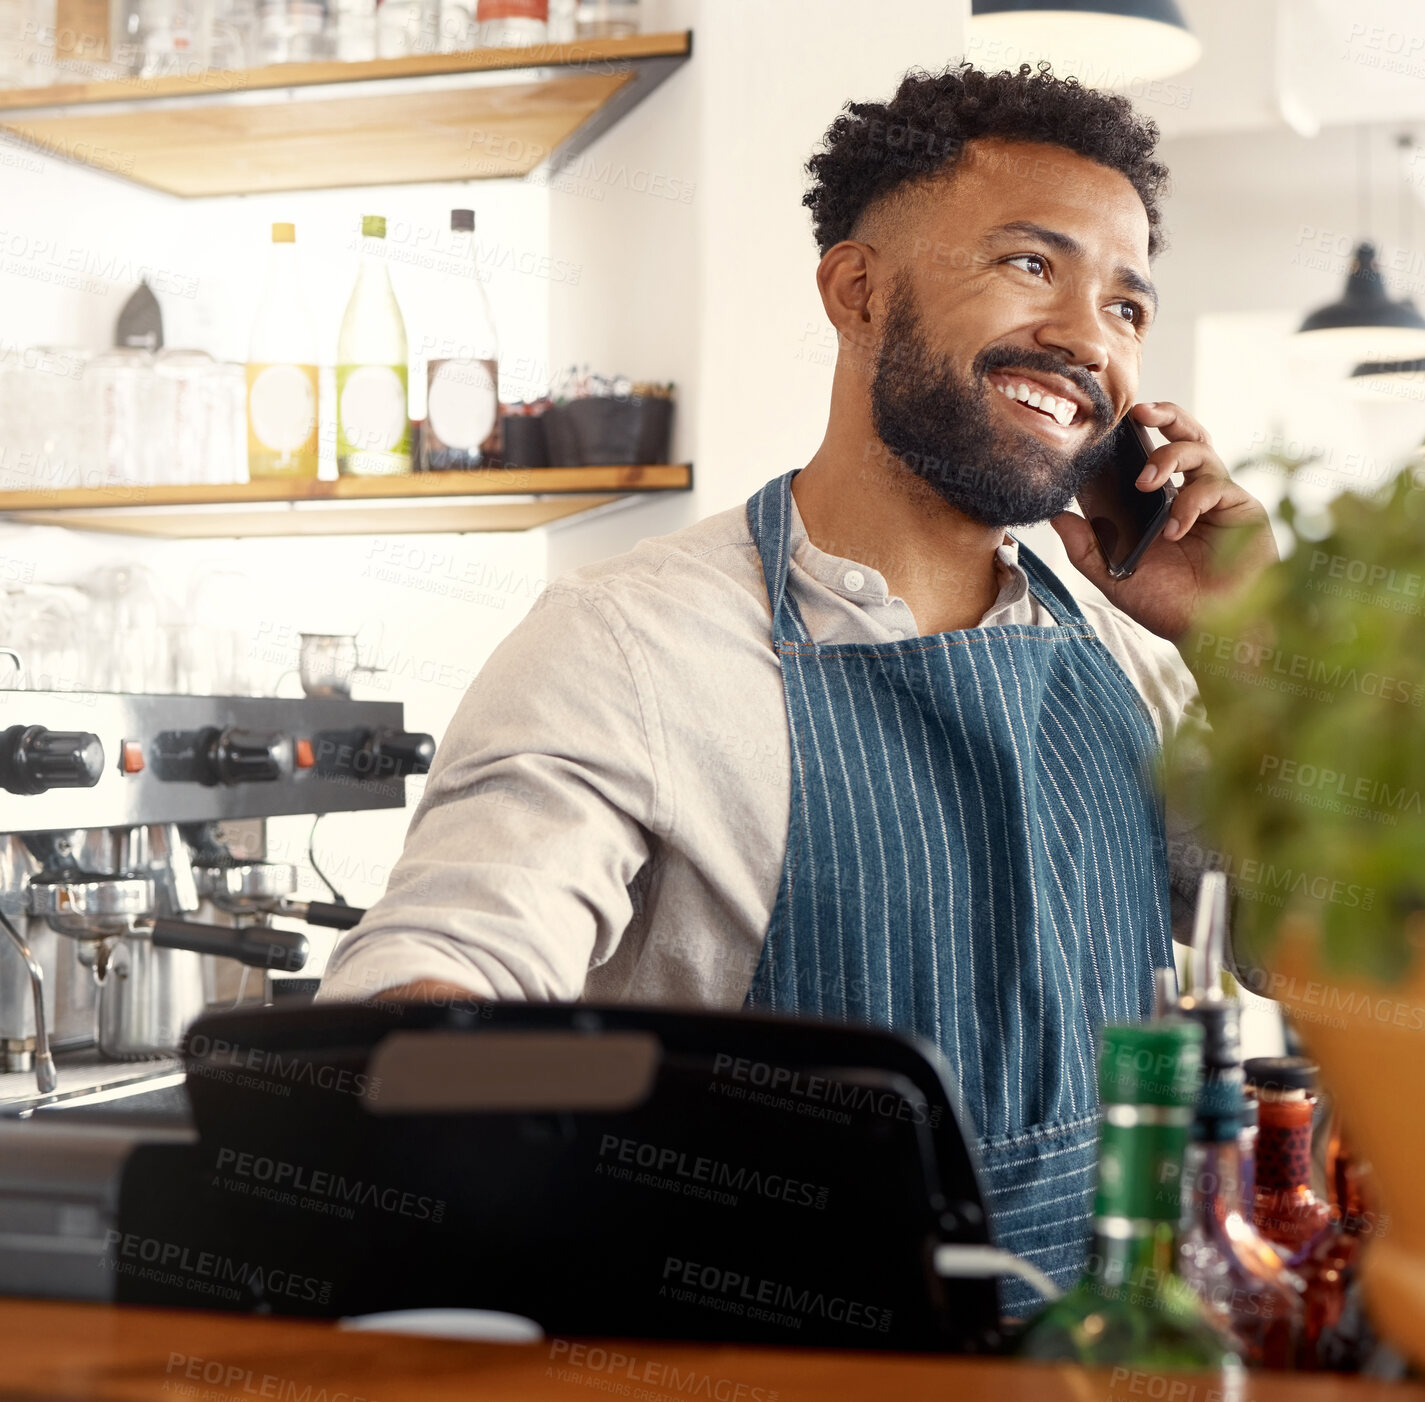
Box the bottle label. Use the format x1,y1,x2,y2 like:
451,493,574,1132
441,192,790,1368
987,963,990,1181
476,0,547,19
427,357,498,451
337,364,410,456
247,363,318,455
1096,1119,1192,1223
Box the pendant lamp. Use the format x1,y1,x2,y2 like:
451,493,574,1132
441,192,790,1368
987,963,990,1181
967,0,1202,87
1295,243,1425,363
1346,358,1425,402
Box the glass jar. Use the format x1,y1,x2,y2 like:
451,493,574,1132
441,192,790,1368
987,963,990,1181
574,0,635,39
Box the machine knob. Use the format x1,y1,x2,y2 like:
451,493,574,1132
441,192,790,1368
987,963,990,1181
0,725,104,795
203,727,286,785
367,728,436,778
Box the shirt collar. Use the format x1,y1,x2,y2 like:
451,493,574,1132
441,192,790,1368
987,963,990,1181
787,490,1029,617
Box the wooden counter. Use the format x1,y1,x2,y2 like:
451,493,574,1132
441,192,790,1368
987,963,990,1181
0,1300,1419,1402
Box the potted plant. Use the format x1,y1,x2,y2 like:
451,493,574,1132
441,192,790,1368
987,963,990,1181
1166,453,1425,1365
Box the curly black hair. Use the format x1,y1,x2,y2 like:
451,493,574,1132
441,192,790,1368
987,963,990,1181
804,62,1169,258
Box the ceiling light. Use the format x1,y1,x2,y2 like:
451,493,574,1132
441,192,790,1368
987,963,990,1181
967,0,1203,88
1345,358,1425,403
1293,243,1425,364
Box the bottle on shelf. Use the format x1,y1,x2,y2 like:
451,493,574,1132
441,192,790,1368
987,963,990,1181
337,215,412,478
1296,1119,1380,1370
476,0,545,45
247,221,319,481
1015,1021,1242,1372
1174,994,1305,1368
420,208,500,471
1244,1056,1334,1263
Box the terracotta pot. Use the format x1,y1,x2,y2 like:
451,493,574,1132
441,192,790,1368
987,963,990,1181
1267,918,1425,1368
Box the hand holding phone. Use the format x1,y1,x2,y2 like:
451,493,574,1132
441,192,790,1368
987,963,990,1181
1075,416,1177,580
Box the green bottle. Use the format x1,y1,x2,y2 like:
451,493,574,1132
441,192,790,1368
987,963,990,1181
337,214,412,477
1015,1021,1244,1371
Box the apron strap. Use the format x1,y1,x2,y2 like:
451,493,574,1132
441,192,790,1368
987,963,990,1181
1013,538,1092,628
746,469,812,645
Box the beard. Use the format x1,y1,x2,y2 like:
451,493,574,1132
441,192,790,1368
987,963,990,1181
869,276,1118,528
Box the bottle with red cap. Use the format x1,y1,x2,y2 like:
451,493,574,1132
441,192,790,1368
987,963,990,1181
1244,1056,1333,1261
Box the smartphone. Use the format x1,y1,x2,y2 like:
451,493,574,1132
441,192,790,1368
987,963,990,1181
1075,415,1176,580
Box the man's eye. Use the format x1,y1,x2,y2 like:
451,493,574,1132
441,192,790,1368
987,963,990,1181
1006,254,1046,276
1109,300,1143,325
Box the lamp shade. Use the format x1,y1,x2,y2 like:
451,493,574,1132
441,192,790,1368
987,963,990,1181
1294,243,1425,363
1345,358,1425,403
967,0,1202,87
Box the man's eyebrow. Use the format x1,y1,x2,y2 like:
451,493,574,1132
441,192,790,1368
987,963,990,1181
985,219,1159,315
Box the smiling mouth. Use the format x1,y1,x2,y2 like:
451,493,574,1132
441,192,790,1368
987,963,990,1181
989,375,1081,429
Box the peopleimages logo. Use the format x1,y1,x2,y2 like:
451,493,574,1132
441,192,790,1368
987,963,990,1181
214,1148,446,1224
709,1053,944,1128
102,1230,332,1306
661,1256,894,1333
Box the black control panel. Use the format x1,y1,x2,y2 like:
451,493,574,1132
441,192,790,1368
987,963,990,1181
151,728,291,787
0,725,104,795
0,694,426,832
314,728,436,781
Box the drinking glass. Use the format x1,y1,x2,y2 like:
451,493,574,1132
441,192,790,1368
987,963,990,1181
153,348,216,486
87,349,156,489
81,564,169,693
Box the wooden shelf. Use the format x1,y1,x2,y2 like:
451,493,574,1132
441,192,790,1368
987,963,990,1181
0,31,691,195
0,462,692,536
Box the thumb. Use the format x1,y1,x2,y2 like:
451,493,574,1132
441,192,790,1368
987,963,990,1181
1049,511,1119,598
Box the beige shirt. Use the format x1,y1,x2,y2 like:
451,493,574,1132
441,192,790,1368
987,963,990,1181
318,489,1205,1006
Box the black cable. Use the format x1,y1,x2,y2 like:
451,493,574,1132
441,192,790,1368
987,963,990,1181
306,814,349,907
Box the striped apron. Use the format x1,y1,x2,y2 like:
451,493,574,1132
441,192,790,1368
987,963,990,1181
743,468,1173,1316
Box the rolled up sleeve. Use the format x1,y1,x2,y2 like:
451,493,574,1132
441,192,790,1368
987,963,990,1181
317,582,663,1004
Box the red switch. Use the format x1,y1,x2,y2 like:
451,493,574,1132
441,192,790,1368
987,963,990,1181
294,738,315,770
121,741,145,775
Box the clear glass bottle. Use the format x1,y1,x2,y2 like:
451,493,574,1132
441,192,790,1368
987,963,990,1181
574,0,635,39
476,0,545,45
247,222,319,481
337,215,411,477
1175,996,1305,1369
1245,1057,1334,1263
1015,1022,1242,1372
420,208,499,471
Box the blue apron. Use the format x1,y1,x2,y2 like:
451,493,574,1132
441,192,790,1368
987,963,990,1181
743,469,1173,1317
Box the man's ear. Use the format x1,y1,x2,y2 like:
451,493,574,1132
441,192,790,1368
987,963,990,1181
816,240,881,372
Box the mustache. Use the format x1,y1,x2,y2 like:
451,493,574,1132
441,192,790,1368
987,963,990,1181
971,346,1114,427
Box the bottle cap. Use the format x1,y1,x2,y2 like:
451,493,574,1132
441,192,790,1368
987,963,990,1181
451,208,475,232
1243,1055,1318,1095
1177,995,1241,1070
271,222,295,243
361,215,387,239
1098,1021,1203,1108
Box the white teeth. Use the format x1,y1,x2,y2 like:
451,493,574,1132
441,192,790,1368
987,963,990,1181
994,376,1079,425
1015,383,1031,402
1054,401,1075,426
1038,393,1055,414
1027,390,1042,408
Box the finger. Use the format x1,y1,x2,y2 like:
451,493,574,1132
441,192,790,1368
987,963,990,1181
1161,476,1235,541
1135,440,1227,491
1050,511,1121,596
1130,400,1212,446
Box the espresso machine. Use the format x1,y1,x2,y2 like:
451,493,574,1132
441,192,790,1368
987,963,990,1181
0,687,432,1109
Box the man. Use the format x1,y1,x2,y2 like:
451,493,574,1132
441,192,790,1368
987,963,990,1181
319,64,1275,1309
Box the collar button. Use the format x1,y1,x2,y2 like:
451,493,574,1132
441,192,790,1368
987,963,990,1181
842,569,866,592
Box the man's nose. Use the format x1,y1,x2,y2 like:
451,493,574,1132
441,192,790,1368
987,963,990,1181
1032,281,1110,376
